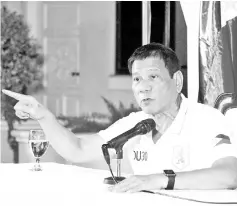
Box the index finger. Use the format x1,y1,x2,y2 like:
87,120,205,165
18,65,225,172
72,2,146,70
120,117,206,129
2,89,28,101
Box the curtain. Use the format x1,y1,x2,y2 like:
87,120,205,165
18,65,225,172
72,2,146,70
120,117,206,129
199,1,223,106
199,1,237,106
221,16,237,94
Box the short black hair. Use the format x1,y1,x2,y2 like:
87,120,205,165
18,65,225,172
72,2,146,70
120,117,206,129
128,42,181,78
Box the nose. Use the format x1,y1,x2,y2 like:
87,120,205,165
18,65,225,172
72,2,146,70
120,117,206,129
138,80,152,93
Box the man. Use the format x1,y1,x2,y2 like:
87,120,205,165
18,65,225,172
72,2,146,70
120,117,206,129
2,43,237,192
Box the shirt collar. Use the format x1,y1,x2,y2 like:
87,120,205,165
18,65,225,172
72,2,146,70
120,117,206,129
142,94,189,135
168,94,188,135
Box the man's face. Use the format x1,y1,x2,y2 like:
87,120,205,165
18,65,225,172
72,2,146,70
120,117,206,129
132,57,178,115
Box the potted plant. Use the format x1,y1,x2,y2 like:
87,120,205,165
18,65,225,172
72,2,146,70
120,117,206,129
58,97,140,133
1,6,44,163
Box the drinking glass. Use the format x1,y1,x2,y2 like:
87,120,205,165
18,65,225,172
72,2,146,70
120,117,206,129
28,129,49,171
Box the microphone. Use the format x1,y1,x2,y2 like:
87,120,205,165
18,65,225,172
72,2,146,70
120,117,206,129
108,118,156,149
102,118,156,165
102,118,156,185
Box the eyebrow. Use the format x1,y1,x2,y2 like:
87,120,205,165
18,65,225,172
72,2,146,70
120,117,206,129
132,68,160,74
148,67,160,72
132,72,139,76
132,65,161,75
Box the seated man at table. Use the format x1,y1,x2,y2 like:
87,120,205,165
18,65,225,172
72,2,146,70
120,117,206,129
2,42,237,192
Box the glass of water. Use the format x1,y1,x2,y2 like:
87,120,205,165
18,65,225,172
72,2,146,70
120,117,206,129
28,130,49,171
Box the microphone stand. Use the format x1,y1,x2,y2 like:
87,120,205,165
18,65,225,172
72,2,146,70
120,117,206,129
102,119,156,185
103,145,126,185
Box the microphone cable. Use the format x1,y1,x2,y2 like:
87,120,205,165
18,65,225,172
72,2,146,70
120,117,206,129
102,143,118,184
107,171,237,204
108,163,118,184
104,150,237,204
143,190,237,204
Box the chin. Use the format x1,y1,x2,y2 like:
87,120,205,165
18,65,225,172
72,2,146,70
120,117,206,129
141,107,156,115
141,105,162,115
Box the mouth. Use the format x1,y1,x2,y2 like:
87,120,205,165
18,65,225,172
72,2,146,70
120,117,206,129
141,98,153,105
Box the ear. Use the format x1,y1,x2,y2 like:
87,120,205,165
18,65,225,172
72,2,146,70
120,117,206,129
173,70,183,93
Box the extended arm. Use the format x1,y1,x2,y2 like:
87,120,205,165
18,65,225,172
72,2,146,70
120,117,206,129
174,156,237,189
38,111,105,163
2,89,105,163
110,156,237,192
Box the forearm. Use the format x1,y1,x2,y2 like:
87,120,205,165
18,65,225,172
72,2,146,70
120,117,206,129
37,110,82,162
109,164,237,193
37,110,105,163
174,165,237,190
1,89,104,163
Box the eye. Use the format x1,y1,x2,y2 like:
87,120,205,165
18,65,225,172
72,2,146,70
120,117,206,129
150,74,159,80
133,76,141,82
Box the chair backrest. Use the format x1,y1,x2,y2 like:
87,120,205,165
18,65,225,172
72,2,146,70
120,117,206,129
225,108,237,146
214,93,237,115
214,93,237,148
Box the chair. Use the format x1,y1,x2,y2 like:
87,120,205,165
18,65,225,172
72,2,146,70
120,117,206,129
214,93,237,115
214,93,237,148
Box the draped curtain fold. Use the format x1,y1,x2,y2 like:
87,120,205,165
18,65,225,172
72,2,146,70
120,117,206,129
199,1,237,106
221,17,237,94
199,1,223,106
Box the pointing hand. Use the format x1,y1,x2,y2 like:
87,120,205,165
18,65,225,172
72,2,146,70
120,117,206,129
2,89,47,120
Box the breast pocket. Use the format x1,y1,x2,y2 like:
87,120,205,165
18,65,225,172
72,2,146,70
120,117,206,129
172,143,190,171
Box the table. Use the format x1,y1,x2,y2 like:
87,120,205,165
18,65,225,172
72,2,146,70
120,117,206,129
0,163,237,206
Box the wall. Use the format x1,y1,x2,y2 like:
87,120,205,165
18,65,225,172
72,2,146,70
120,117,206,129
78,2,135,113
2,1,187,115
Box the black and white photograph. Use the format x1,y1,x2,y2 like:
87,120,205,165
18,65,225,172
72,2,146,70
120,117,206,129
1,1,237,205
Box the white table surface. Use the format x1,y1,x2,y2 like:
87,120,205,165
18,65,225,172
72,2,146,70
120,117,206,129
0,162,236,206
